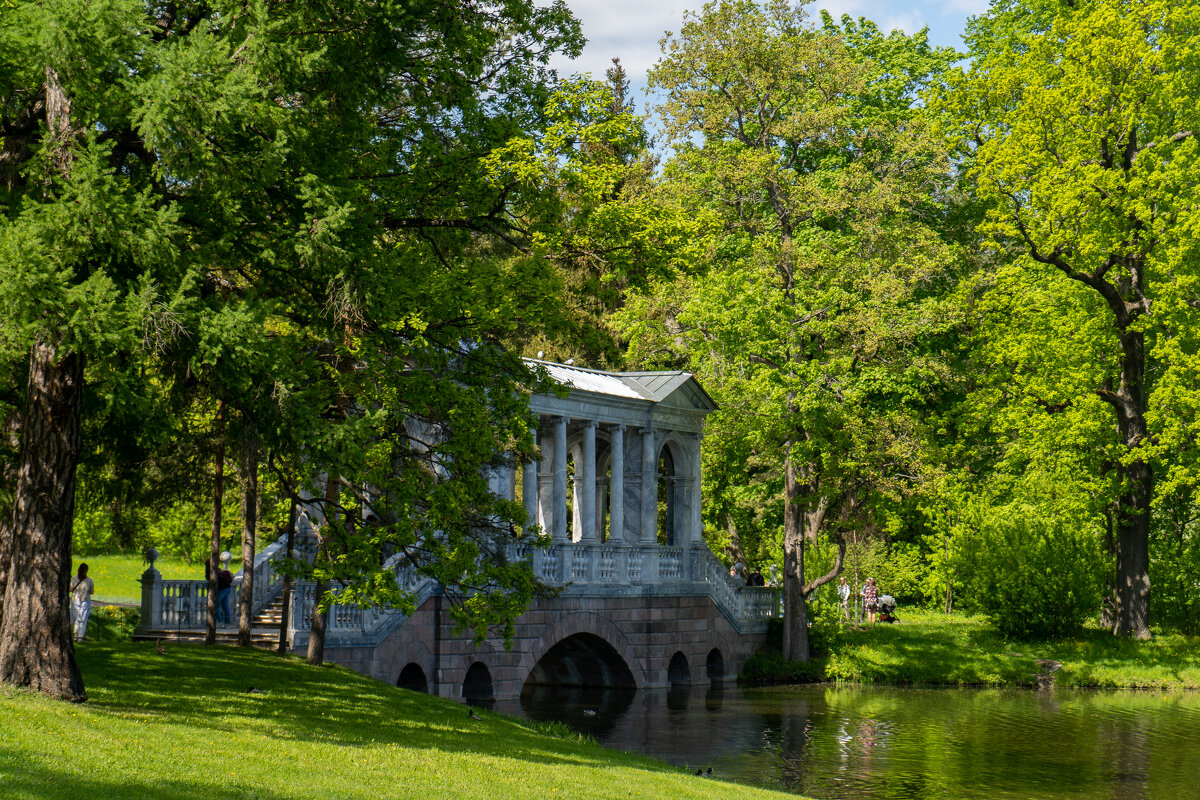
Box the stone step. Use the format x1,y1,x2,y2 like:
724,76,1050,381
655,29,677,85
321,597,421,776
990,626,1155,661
135,628,283,647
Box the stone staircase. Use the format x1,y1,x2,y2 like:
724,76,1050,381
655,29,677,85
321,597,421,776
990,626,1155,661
134,595,289,649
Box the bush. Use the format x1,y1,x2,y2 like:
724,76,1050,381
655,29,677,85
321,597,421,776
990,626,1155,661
740,650,825,684
958,509,1104,639
1150,524,1200,634
74,505,121,556
875,542,925,603
88,605,140,641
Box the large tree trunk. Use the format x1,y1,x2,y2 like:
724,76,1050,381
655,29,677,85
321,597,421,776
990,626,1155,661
782,454,844,662
238,436,258,647
278,498,297,654
781,455,809,661
1109,325,1152,638
0,408,17,627
0,503,9,631
306,474,338,666
0,339,86,701
1102,302,1152,639
205,401,226,645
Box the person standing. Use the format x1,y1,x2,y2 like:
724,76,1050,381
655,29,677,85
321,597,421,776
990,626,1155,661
837,576,851,622
862,577,879,626
70,563,95,641
216,557,234,624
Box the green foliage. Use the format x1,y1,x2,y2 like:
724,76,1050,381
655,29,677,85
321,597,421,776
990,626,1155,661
87,605,139,642
954,489,1106,640
741,650,826,684
938,0,1200,636
874,542,925,603
2,0,657,661
1149,494,1200,635
621,0,965,660
746,608,1200,688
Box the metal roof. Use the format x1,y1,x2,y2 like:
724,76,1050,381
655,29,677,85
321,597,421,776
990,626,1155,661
524,359,717,410
528,360,649,400
622,371,693,402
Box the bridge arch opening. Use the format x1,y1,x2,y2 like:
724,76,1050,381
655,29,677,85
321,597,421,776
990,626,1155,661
463,661,494,703
706,648,725,683
524,632,636,688
667,651,690,686
397,662,428,693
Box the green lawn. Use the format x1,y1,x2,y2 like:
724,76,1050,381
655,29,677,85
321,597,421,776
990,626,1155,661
71,553,242,605
0,643,795,800
821,608,1200,689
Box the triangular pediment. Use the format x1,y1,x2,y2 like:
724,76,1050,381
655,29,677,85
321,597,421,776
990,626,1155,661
621,372,718,412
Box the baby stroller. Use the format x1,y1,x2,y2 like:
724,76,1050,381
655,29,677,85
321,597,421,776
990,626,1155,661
877,595,899,623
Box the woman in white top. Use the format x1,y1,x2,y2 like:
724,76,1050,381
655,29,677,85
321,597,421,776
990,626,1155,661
70,563,95,641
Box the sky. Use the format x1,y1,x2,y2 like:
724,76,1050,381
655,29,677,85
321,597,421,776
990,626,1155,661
547,0,991,94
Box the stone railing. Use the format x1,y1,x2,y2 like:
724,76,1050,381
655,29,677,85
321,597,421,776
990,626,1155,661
135,522,316,635
231,533,302,617
285,540,779,647
151,579,210,629
138,533,780,643
287,551,440,649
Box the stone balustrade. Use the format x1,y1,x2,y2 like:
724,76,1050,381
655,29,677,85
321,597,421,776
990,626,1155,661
135,528,309,636
137,534,779,644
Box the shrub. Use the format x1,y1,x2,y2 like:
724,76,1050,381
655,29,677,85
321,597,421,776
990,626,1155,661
958,509,1104,639
741,650,825,684
1149,522,1200,634
89,605,141,641
874,542,925,603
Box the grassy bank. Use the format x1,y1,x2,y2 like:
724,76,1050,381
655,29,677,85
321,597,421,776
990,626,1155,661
746,609,1200,689
0,643,792,800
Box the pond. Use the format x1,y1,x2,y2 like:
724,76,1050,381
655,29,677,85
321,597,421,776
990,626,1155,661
508,683,1200,799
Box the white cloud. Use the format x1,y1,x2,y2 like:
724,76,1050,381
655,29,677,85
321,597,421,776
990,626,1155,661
551,0,695,79
547,0,975,87
941,0,990,15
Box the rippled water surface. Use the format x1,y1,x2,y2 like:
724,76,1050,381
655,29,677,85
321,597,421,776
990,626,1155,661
509,684,1200,799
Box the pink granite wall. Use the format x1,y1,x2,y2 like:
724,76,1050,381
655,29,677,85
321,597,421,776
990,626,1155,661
322,594,768,701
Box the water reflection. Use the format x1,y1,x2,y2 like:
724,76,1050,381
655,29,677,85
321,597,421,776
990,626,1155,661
509,683,1200,800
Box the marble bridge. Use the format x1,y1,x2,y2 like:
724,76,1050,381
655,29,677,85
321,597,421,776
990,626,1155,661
136,361,779,702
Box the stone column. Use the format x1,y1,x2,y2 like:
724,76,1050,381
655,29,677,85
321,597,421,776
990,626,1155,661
594,475,607,540
538,425,554,534
552,416,568,541
523,427,539,534
640,427,658,544
682,433,702,547
608,425,624,543
581,421,597,542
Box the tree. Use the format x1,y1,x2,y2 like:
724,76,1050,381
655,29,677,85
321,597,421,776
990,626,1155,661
946,0,1200,638
0,0,591,697
622,0,961,660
